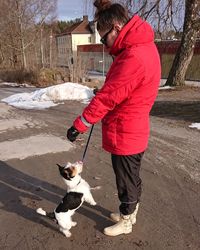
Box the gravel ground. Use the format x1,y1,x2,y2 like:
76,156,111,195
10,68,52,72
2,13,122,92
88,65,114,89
0,86,200,250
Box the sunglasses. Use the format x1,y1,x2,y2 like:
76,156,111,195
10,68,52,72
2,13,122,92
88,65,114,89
100,27,113,45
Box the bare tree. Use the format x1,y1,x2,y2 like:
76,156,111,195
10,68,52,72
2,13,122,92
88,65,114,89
166,0,200,86
0,0,19,68
125,0,184,39
0,0,57,70
125,0,200,86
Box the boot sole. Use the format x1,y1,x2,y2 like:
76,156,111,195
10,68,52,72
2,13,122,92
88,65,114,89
103,229,132,236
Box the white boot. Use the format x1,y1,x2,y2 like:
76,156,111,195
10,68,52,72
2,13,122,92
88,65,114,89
103,215,132,236
110,203,139,225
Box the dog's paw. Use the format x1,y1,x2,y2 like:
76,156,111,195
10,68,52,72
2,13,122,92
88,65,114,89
60,228,72,238
64,231,72,237
36,208,46,216
71,221,77,227
64,231,72,238
90,201,97,206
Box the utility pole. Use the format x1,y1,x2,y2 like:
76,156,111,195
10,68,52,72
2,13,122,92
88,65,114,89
40,27,44,68
49,29,53,68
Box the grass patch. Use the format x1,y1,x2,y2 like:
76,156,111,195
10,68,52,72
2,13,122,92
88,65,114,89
161,54,200,81
0,69,38,85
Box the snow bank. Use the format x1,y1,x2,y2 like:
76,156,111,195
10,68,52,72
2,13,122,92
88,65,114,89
1,82,94,110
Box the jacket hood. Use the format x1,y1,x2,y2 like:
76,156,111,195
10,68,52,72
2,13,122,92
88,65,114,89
110,15,154,56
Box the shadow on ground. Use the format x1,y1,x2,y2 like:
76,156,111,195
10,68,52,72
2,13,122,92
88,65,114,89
151,101,200,122
0,161,112,234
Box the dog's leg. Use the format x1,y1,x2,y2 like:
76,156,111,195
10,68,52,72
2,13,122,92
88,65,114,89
84,191,96,206
63,229,72,238
59,227,72,237
68,217,76,227
71,221,77,227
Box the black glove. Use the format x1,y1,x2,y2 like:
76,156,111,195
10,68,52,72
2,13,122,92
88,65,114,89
93,87,99,95
67,126,80,142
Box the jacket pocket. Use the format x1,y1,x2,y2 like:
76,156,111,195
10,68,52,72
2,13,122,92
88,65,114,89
102,118,117,149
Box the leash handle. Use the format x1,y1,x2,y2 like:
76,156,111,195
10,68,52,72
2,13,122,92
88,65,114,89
82,124,94,162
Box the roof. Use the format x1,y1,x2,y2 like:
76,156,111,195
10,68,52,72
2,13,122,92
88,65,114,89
56,16,93,37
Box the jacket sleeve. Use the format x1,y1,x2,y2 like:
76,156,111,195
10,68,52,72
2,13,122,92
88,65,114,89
74,52,145,132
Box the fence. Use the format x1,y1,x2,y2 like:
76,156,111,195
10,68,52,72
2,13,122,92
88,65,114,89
77,40,200,81
156,40,200,81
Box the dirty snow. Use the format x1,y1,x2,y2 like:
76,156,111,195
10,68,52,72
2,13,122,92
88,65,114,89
0,82,34,88
1,80,199,110
1,82,94,110
159,86,175,90
160,79,200,87
189,123,200,130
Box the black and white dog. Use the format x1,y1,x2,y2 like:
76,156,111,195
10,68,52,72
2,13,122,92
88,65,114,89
36,161,96,237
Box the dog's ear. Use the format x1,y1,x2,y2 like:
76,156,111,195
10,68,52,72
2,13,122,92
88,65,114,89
56,163,64,173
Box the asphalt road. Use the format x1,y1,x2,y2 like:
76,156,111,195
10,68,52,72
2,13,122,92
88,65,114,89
0,86,200,250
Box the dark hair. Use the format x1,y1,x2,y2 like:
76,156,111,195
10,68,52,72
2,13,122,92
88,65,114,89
94,0,130,31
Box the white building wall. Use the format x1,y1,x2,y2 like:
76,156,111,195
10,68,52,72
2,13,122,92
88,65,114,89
56,33,100,67
94,22,101,44
71,34,92,52
95,32,101,44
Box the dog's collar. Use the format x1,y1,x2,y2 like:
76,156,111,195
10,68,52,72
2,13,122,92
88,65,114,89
77,179,81,186
73,177,81,187
67,176,82,189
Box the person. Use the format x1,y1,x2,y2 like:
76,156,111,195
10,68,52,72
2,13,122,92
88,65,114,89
67,0,161,237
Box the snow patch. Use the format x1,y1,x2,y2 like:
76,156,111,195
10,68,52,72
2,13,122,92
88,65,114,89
0,82,33,88
1,82,94,110
189,123,200,130
159,86,175,90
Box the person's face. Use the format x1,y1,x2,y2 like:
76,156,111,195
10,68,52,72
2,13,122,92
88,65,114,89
99,23,123,49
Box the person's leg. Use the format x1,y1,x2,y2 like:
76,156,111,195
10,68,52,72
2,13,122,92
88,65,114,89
104,152,144,236
111,153,144,215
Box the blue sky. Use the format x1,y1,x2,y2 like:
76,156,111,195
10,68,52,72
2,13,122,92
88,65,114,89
57,0,93,21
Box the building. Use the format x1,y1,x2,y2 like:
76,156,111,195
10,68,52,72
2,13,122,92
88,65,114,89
77,44,112,75
56,16,101,68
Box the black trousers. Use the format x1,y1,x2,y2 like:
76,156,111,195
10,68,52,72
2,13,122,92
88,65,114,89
111,152,144,215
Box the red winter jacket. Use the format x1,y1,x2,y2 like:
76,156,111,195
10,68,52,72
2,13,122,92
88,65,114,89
73,15,161,155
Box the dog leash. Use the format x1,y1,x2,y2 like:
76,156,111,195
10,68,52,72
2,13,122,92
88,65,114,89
81,124,94,163
81,88,98,163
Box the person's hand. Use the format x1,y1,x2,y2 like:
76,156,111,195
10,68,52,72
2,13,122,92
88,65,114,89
67,126,80,142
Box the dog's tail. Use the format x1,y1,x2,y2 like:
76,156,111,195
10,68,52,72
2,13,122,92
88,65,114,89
36,208,56,220
90,186,102,190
